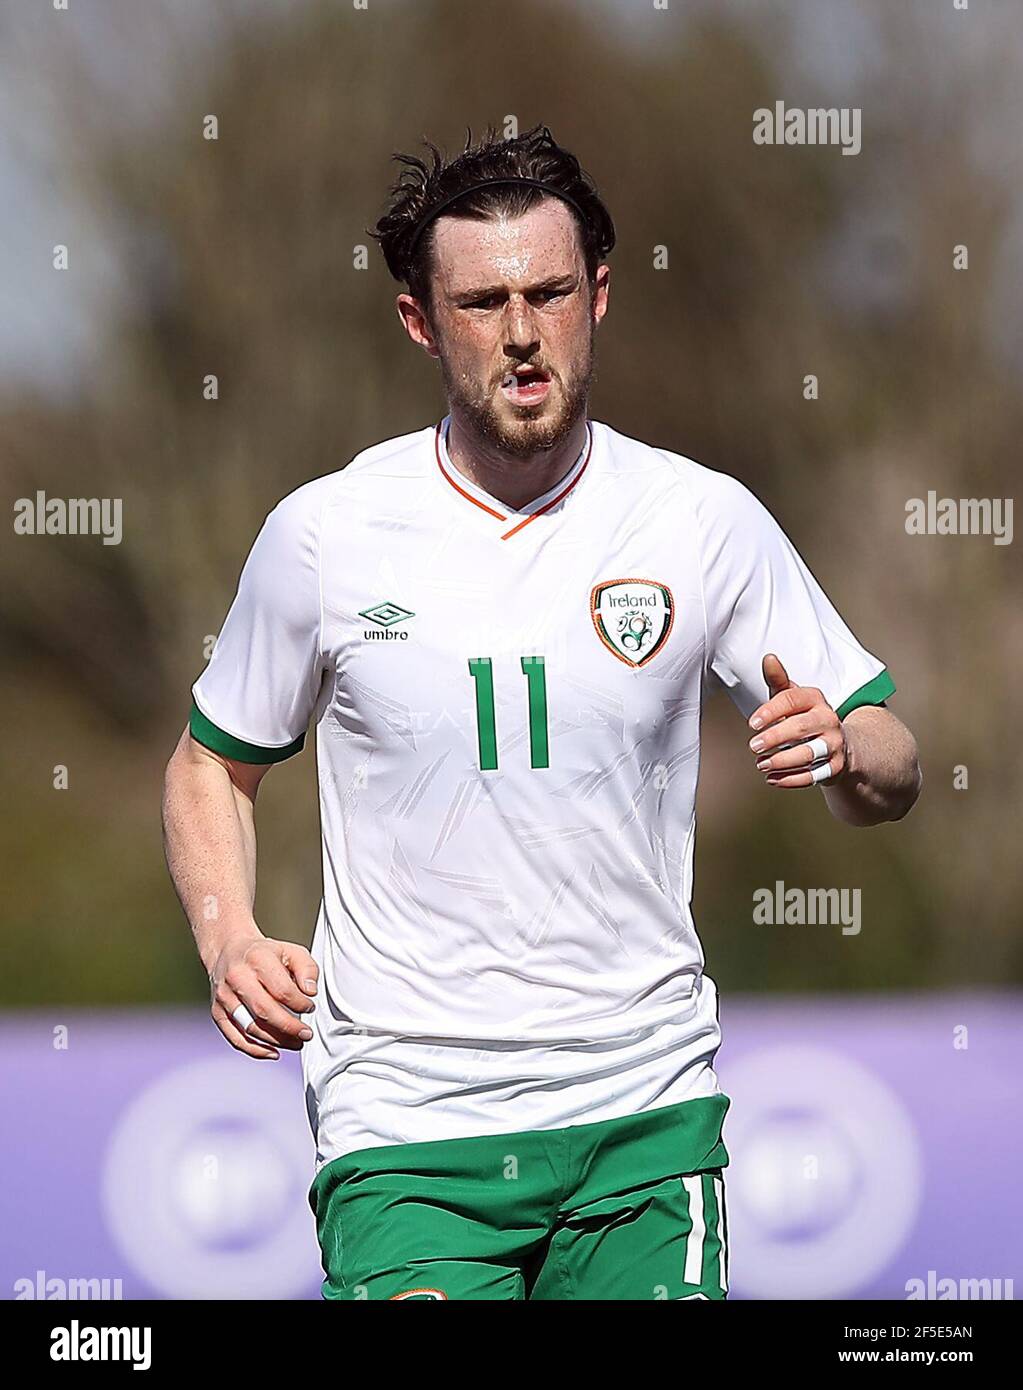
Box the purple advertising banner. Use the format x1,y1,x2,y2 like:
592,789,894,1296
1,995,1019,1300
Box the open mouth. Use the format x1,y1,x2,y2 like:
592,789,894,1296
500,368,552,405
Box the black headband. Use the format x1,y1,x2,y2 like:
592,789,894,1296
406,178,587,258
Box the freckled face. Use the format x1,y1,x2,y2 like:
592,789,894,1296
424,200,605,457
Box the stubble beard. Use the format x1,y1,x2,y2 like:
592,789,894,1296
439,321,596,461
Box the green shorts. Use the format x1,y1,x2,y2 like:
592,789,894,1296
309,1094,730,1301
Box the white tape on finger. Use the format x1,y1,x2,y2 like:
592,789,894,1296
231,1003,255,1033
809,760,834,786
807,737,830,763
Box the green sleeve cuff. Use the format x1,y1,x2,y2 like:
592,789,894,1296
189,700,306,764
835,668,896,721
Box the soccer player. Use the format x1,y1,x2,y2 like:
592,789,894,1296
162,125,922,1301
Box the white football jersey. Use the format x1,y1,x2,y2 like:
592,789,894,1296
191,416,894,1166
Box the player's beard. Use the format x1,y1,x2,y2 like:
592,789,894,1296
438,317,595,460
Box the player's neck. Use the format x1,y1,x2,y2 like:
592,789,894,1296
446,413,589,512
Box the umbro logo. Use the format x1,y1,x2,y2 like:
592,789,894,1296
359,600,415,641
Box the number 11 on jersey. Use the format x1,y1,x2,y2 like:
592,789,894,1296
468,656,549,771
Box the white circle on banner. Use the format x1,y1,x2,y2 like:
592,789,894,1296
101,1056,315,1299
723,1044,922,1299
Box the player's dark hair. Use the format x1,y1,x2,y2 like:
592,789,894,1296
369,124,616,309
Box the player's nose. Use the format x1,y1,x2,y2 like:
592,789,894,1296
501,294,542,340
503,334,542,364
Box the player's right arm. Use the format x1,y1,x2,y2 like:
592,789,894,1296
163,481,329,1059
162,727,317,1060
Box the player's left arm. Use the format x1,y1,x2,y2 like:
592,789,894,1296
747,652,922,826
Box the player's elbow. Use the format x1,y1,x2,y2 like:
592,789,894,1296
888,752,923,822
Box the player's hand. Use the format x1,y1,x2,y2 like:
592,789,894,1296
209,928,319,1060
747,653,846,789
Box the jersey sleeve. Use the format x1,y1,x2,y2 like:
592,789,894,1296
189,486,326,763
694,468,895,721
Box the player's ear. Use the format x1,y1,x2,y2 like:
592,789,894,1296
591,265,611,325
397,293,439,357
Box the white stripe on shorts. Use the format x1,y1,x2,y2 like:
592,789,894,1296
715,1174,728,1292
682,1174,706,1286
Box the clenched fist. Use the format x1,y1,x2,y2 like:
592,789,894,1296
209,930,319,1060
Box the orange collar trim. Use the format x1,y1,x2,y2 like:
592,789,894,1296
434,421,593,540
